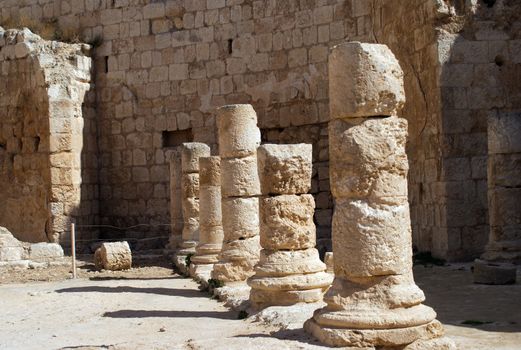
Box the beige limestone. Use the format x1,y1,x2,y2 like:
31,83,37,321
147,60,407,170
257,144,312,195
306,42,452,349
220,156,261,197
213,104,262,283
192,156,223,275
221,197,259,241
249,143,331,309
259,194,316,250
94,241,132,271
216,104,261,159
167,148,183,250
181,173,200,198
181,142,211,173
328,42,405,119
328,117,409,203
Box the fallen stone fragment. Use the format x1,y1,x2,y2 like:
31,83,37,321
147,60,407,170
94,241,132,271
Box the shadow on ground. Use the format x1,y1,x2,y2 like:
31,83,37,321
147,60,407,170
234,328,324,346
55,285,203,298
103,309,237,319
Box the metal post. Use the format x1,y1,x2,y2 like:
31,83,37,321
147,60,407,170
71,223,77,279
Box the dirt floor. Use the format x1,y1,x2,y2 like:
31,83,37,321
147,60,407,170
1,258,520,350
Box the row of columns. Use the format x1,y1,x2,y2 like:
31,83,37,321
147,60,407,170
165,41,454,349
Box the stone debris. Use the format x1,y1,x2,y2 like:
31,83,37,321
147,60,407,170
190,156,224,281
473,259,517,285
248,144,333,309
94,241,132,271
212,104,261,283
304,42,455,349
175,142,211,272
0,226,66,270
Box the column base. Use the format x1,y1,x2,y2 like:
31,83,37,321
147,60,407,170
250,288,326,309
304,318,449,348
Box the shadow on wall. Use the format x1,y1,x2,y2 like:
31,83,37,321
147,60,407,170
436,0,521,261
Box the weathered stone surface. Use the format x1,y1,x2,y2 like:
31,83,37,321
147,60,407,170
488,112,521,154
199,186,222,228
260,194,316,250
29,243,64,262
181,173,199,198
220,156,261,197
473,259,517,285
199,156,221,187
212,235,261,282
182,197,200,227
217,104,261,158
305,319,445,348
257,144,312,195
250,288,326,307
329,42,405,118
167,148,183,250
181,142,211,173
324,252,334,273
488,153,521,188
0,227,25,262
221,197,259,241
333,199,412,277
248,271,333,291
94,241,132,271
253,248,327,277
329,117,409,203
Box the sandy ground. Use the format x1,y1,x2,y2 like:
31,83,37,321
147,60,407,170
1,260,520,350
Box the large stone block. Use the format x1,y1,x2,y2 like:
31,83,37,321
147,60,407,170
220,156,261,197
488,112,521,154
181,173,199,198
257,144,312,195
29,243,64,262
217,104,261,158
94,241,132,271
199,156,221,186
222,197,259,241
488,153,521,188
260,194,316,250
473,259,517,285
488,187,521,229
333,199,412,278
199,185,222,228
329,42,405,118
254,248,327,277
181,142,211,173
329,117,409,203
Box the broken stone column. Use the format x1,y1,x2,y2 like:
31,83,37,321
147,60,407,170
248,144,333,309
474,112,520,284
305,42,454,349
94,241,132,271
166,148,183,252
212,104,262,282
190,156,224,280
176,143,211,269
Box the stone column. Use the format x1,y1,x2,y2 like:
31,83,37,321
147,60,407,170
474,112,520,284
305,42,454,349
212,104,262,282
190,156,224,280
166,148,183,252
248,144,333,309
175,142,210,270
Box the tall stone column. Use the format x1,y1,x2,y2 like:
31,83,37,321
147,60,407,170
248,144,333,309
474,112,520,284
305,42,454,349
190,156,224,280
175,142,210,270
212,104,262,282
166,148,183,252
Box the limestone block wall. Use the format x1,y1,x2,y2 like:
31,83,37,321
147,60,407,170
0,0,349,245
0,27,95,244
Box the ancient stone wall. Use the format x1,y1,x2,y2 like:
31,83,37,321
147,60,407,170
0,27,95,243
1,0,347,246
